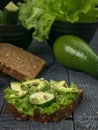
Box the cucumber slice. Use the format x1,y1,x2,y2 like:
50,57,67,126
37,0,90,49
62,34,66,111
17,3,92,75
3,1,19,24
29,92,55,107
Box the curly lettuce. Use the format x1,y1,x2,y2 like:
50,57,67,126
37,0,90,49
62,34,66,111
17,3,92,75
18,0,98,41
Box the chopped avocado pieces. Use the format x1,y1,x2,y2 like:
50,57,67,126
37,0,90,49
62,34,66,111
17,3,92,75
11,82,22,90
30,92,55,107
20,78,50,92
4,78,80,116
3,1,19,24
11,82,26,97
50,80,79,94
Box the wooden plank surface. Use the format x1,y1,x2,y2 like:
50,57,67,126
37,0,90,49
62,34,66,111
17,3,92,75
0,119,74,130
0,75,10,114
68,70,98,130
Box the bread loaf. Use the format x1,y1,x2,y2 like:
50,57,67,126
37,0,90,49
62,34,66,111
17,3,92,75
0,43,45,81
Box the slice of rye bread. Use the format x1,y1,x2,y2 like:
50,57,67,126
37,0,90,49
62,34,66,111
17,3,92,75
0,43,45,81
8,89,83,123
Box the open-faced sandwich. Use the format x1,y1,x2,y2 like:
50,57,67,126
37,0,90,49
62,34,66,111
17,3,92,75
4,78,83,123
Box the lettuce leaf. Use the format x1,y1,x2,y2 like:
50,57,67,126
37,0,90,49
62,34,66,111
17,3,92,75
18,0,98,41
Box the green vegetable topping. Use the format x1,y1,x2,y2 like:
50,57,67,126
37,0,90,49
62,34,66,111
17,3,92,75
4,78,79,116
29,92,55,107
18,0,98,41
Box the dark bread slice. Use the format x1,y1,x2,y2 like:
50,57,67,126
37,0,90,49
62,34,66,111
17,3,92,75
0,43,45,81
8,89,83,123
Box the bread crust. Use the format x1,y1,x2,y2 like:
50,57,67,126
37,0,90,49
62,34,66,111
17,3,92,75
0,43,45,81
8,89,83,123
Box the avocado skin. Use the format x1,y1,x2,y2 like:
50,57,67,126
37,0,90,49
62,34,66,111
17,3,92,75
53,35,98,78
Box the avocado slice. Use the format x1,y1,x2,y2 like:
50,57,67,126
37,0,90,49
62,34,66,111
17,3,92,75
11,82,26,97
29,92,55,107
20,78,50,92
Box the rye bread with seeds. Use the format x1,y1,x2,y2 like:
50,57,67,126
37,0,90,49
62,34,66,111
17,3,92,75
0,43,45,81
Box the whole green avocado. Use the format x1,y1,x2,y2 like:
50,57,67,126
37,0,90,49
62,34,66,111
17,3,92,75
53,35,98,78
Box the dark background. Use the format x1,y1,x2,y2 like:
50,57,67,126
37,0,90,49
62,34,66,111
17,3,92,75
0,0,23,10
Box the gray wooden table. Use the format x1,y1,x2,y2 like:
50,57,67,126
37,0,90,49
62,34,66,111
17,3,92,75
0,30,98,130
